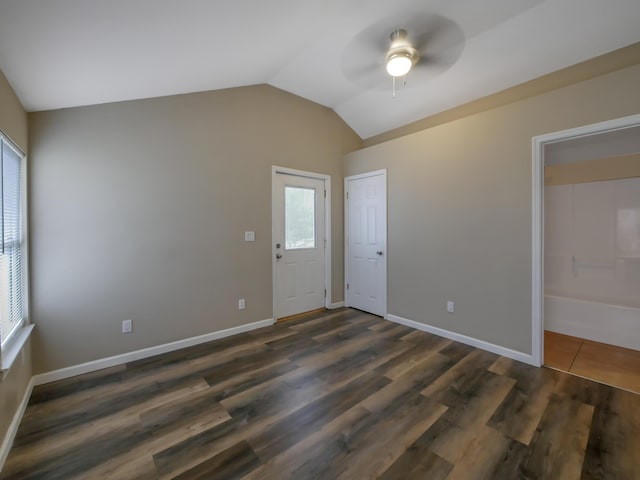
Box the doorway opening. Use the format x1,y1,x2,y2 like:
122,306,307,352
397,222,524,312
532,113,640,392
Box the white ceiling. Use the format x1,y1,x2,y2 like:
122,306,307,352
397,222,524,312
0,0,639,139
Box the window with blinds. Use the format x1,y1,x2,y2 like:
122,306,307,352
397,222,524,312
0,136,25,348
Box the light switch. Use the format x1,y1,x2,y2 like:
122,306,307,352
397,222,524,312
244,231,255,242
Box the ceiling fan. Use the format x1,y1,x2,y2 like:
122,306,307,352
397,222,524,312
341,13,465,96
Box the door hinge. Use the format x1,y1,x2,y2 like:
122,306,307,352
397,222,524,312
346,192,349,199
346,283,349,290
324,289,327,298
324,189,327,198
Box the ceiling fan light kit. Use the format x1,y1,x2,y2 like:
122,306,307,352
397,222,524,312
385,53,413,77
385,29,419,96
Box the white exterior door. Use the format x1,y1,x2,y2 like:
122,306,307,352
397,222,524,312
345,170,387,316
274,172,326,319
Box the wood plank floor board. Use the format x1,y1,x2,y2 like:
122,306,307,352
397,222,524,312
521,387,595,480
378,445,452,480
152,417,246,478
444,425,512,480
219,366,331,421
154,366,337,477
239,405,374,480
3,383,233,480
330,393,447,479
2,308,639,479
311,316,382,344
311,338,411,387
2,377,211,477
22,341,270,434
172,440,261,480
363,353,453,414
247,370,391,462
26,364,129,405
438,341,476,361
13,372,212,448
581,387,640,479
204,359,299,402
421,371,516,465
487,357,559,445
421,351,502,409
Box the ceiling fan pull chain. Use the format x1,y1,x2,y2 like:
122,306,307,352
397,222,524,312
392,76,396,98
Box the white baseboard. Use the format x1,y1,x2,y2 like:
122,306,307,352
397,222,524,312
0,377,34,471
33,318,274,386
328,302,345,309
386,314,536,366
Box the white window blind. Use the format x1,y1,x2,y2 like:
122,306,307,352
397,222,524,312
0,136,25,347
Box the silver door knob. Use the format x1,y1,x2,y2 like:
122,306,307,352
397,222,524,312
376,251,383,256
276,253,283,259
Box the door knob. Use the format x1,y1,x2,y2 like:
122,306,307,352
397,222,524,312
276,253,283,259
376,251,383,256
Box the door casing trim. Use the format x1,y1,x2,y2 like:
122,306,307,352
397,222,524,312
272,166,331,321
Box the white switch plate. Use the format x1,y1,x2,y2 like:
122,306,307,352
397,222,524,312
122,319,132,333
244,231,255,242
447,301,454,313
238,298,246,310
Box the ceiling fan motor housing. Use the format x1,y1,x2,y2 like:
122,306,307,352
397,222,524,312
385,29,419,76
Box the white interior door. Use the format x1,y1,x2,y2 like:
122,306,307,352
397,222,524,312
274,172,326,319
345,170,387,316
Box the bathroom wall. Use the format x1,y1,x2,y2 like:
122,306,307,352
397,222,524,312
545,177,640,308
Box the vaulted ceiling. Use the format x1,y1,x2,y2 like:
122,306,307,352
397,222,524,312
0,0,639,139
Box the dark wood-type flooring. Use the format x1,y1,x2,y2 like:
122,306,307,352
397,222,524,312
2,308,639,479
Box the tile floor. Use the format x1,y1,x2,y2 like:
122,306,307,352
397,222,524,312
544,330,640,394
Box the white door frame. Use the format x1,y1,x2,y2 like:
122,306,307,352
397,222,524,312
531,113,640,367
344,169,388,317
272,166,331,320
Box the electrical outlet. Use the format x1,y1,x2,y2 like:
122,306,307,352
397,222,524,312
238,298,246,310
122,319,132,333
447,301,454,313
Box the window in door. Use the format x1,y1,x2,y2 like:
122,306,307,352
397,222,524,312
285,186,316,250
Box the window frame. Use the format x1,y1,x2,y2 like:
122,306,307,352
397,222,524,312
0,131,31,373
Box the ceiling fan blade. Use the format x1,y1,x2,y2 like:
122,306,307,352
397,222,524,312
412,15,465,54
342,62,385,90
340,23,392,90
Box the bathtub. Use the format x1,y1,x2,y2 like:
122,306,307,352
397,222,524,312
545,292,640,351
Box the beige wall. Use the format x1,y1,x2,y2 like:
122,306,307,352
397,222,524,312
0,70,31,458
545,153,640,185
0,71,27,152
345,64,640,355
29,85,361,373
545,177,640,307
0,340,32,448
